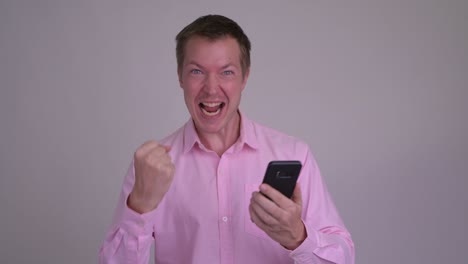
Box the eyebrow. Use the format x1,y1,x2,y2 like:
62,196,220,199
185,61,238,70
185,61,205,69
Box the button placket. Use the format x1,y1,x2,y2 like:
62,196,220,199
217,156,234,264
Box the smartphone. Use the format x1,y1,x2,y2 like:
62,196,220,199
261,160,302,199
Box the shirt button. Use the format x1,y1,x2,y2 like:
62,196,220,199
222,216,228,222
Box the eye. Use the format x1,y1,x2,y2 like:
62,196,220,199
190,69,202,74
222,70,234,75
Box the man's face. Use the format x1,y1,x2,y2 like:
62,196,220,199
178,36,249,135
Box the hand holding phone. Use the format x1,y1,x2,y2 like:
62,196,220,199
261,160,302,199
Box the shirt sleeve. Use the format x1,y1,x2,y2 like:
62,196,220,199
99,161,157,264
289,147,355,264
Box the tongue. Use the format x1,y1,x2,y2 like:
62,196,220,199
203,105,220,113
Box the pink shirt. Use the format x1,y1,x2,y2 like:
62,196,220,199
99,114,355,264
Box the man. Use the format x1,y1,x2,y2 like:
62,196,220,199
99,14,354,264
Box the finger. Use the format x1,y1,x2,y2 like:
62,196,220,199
251,191,286,222
140,140,159,150
155,152,172,163
148,144,172,158
291,183,302,207
136,140,160,157
162,145,171,152
158,153,173,164
259,184,293,209
249,203,267,230
250,195,280,226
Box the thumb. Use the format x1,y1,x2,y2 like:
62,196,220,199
291,183,302,206
162,145,172,152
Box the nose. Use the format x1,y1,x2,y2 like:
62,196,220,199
203,74,219,95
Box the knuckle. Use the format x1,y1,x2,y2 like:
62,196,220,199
144,140,158,147
134,149,144,160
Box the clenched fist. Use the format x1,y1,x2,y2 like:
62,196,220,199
127,140,175,214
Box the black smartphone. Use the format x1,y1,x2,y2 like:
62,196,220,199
261,160,302,199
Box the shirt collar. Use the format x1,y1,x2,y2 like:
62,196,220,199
237,111,259,151
182,110,259,154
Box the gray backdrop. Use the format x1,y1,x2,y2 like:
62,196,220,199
1,1,467,263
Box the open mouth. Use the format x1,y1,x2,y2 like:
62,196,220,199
199,102,225,116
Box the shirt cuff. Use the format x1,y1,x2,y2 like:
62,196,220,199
116,196,159,237
289,222,320,261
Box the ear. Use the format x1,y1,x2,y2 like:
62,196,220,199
241,68,250,91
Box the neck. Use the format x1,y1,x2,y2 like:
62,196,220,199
197,112,241,156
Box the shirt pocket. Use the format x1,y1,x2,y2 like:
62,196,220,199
244,183,271,241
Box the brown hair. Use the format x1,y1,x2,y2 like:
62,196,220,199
175,14,251,77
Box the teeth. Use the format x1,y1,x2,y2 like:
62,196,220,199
201,107,221,116
202,102,222,107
